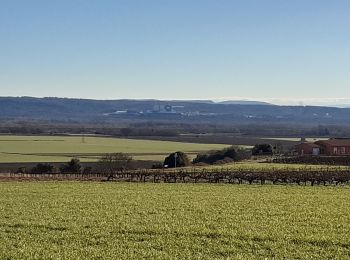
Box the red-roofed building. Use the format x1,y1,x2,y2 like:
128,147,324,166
315,139,350,156
295,138,350,156
295,142,321,156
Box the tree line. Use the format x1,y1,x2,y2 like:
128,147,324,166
3,119,350,138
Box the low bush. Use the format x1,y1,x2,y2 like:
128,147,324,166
59,158,82,174
252,144,273,156
31,163,54,174
193,146,250,165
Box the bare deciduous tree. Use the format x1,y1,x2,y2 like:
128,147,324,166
97,153,133,181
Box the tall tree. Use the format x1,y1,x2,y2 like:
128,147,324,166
163,151,190,168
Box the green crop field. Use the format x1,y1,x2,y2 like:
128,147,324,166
0,182,349,259
0,135,229,163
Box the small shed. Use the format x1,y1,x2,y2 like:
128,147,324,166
295,142,321,156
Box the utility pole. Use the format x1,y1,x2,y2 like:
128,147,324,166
82,126,86,143
174,152,177,169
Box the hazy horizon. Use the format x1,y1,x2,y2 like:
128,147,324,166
3,95,350,108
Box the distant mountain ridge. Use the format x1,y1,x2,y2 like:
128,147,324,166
1,96,350,125
217,100,272,105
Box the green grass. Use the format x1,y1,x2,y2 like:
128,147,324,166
0,182,349,259
204,161,348,170
0,135,229,162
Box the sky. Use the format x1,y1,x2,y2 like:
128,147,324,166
1,0,350,105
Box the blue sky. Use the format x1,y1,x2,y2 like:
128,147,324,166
1,0,350,104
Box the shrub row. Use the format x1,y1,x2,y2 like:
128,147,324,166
273,156,350,166
193,146,251,165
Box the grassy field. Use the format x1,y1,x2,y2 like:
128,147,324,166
205,161,349,170
0,182,349,259
0,135,229,163
263,137,329,142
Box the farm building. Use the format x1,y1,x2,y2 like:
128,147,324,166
295,138,350,156
315,139,350,156
295,142,321,156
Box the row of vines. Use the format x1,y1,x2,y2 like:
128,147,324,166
7,167,350,185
